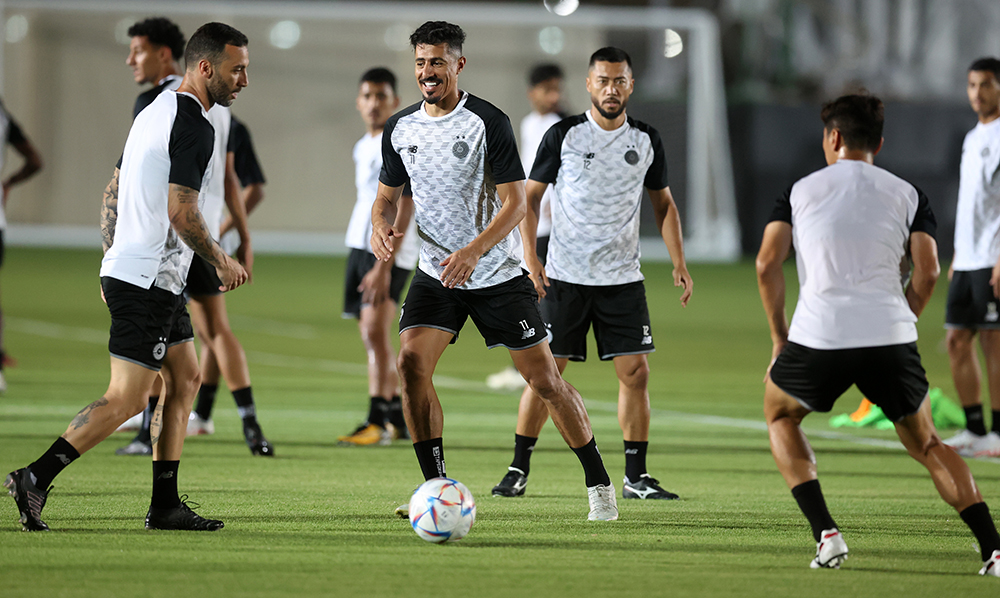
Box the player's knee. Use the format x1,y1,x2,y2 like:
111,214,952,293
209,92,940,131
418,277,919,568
526,372,562,401
619,361,649,390
946,331,974,356
397,347,429,383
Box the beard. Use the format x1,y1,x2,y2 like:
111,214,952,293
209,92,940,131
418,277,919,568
592,97,625,120
420,78,443,104
207,73,235,107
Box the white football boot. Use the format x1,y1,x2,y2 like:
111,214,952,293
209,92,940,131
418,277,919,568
115,412,142,433
810,528,849,569
972,432,1000,458
186,413,215,436
944,429,984,457
587,483,619,521
980,550,1000,577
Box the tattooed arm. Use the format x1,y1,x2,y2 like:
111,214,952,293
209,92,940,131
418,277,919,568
167,182,247,291
100,168,120,254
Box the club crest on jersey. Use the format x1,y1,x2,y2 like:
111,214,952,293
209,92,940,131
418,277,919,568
584,152,595,170
983,147,991,158
624,149,639,165
452,135,469,159
152,339,167,361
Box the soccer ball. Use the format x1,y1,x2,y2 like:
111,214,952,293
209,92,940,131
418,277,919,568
408,477,476,543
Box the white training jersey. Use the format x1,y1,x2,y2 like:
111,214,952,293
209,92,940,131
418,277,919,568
133,74,230,238
346,131,419,270
952,118,1000,271
101,90,215,294
520,110,562,238
769,159,937,349
380,92,526,289
0,99,27,230
529,110,669,286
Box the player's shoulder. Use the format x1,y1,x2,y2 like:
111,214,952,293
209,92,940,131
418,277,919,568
550,113,589,136
386,101,422,130
625,115,661,139
462,93,515,129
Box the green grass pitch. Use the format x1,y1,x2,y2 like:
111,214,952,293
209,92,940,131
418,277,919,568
0,248,998,597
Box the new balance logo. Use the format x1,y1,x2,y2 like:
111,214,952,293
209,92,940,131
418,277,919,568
55,453,72,465
624,448,638,455
156,471,175,480
519,320,535,339
641,325,653,345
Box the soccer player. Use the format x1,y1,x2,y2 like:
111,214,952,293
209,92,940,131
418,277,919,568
4,22,249,532
756,93,1000,575
486,63,565,392
491,48,692,501
337,67,417,446
942,57,1000,458
371,21,618,521
115,17,273,457
0,98,43,392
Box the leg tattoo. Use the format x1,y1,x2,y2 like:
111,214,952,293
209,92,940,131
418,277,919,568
70,398,109,430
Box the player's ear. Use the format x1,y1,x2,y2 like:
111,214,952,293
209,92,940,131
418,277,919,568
456,56,466,74
198,58,213,79
873,137,884,156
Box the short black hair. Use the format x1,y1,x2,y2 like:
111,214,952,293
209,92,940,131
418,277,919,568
969,57,1000,80
528,63,563,88
820,93,884,152
360,67,397,95
184,22,248,70
409,21,465,55
128,17,185,61
589,47,632,71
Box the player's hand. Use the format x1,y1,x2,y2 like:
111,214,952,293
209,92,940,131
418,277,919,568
215,254,248,292
524,255,549,300
673,265,693,307
100,283,106,304
439,246,480,288
371,225,403,262
359,261,392,306
236,239,254,284
764,340,786,383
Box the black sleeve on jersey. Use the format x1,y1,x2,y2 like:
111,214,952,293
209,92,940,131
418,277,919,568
229,116,266,186
132,84,165,121
768,185,793,224
909,186,937,239
637,121,669,190
528,118,574,184
6,119,26,145
168,96,215,190
402,180,412,196
466,95,525,184
379,108,413,188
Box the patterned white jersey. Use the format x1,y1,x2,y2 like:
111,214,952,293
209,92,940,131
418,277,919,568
529,111,669,286
101,90,215,295
953,118,1000,271
346,131,419,270
768,160,937,350
380,92,525,290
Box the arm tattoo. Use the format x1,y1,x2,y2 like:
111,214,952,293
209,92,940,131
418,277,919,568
100,170,120,254
148,402,164,447
70,398,109,430
169,183,224,268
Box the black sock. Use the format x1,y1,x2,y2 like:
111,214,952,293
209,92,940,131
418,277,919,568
791,479,838,542
966,406,987,436
367,396,388,427
232,386,257,424
510,434,537,476
151,460,180,509
571,437,611,488
29,437,80,489
624,440,648,483
133,395,159,444
387,395,407,430
413,438,446,480
960,502,1000,561
195,384,218,421
993,410,1000,435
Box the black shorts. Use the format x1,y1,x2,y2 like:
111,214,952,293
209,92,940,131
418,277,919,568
946,268,1000,329
769,341,929,422
536,235,549,266
399,269,546,350
542,278,654,361
102,276,194,371
342,248,412,318
185,254,222,298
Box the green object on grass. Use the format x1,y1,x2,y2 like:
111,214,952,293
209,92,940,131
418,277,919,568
830,388,966,430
